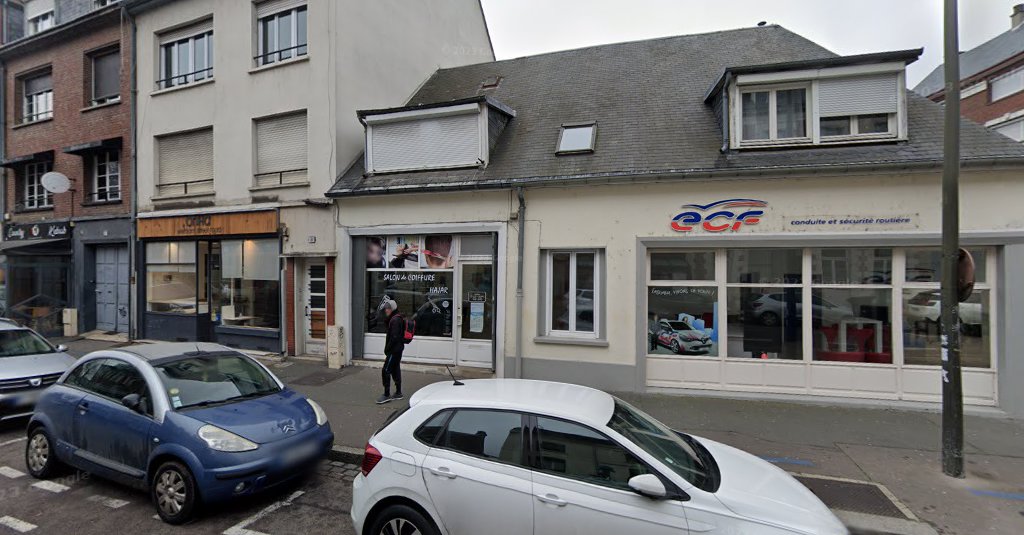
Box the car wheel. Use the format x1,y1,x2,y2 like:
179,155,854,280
152,461,199,525
25,427,62,478
370,504,440,535
670,340,682,354
760,312,779,327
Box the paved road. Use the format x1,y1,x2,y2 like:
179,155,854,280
0,419,358,535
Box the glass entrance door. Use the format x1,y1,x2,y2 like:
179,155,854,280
456,262,494,367
197,241,222,341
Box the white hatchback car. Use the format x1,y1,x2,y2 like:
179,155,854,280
351,379,847,535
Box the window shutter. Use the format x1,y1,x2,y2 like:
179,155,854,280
159,18,213,44
157,128,214,193
370,113,481,173
24,72,52,94
818,74,899,117
93,51,120,99
255,111,307,184
25,0,54,20
256,0,306,18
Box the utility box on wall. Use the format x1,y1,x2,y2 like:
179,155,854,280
327,325,344,369
62,308,78,337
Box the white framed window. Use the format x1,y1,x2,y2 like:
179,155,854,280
990,66,1024,102
739,84,809,143
819,113,896,138
256,2,308,66
544,250,600,337
27,11,54,35
90,48,120,105
21,71,52,124
157,21,213,90
91,151,121,202
156,127,214,197
21,161,53,210
254,110,308,187
556,122,596,153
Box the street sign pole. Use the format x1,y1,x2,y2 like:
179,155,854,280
941,0,964,478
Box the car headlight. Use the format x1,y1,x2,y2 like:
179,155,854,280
307,399,328,426
198,425,259,452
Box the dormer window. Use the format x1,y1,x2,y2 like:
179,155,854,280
739,86,808,142
557,122,596,154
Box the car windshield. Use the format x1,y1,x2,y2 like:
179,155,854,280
666,321,693,331
0,329,55,358
607,399,713,489
154,354,281,410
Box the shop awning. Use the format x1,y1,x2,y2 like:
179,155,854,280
0,150,54,168
0,238,71,256
63,137,122,156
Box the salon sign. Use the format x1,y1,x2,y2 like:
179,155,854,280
671,199,767,233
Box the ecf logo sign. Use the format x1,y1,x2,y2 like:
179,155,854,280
671,199,767,232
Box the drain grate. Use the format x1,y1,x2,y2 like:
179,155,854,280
796,475,910,519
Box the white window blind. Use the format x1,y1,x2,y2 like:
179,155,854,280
818,74,899,118
222,240,243,278
370,113,480,173
25,0,54,20
255,111,307,186
222,239,277,281
991,67,1024,101
159,18,213,45
256,0,305,18
157,128,214,196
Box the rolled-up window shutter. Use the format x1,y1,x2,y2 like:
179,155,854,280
25,0,54,20
256,111,307,174
93,51,120,99
256,0,306,18
158,128,214,185
24,72,52,94
159,18,213,44
818,74,899,117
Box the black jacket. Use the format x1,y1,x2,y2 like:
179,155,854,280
384,314,405,357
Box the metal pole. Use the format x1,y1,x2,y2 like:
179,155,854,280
941,0,964,478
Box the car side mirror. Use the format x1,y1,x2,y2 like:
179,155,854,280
56,344,68,352
628,473,667,499
121,393,143,413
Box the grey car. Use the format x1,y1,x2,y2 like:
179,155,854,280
0,319,75,421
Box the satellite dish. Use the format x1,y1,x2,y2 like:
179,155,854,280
41,172,71,194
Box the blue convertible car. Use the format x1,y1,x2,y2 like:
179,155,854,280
25,343,334,524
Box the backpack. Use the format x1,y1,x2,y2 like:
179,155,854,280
395,314,415,344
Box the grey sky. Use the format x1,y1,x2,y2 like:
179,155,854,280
479,0,1019,87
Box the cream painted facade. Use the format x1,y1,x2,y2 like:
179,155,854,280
130,0,494,353
336,168,1024,417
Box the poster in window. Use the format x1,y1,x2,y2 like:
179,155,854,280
365,270,453,337
647,286,718,356
420,235,454,269
387,236,420,269
366,236,387,268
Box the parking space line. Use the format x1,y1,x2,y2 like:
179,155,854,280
222,490,305,535
30,480,69,493
0,438,26,448
0,466,26,479
0,516,36,533
87,495,130,509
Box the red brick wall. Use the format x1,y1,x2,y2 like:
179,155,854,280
285,258,296,355
3,12,131,224
961,88,1024,125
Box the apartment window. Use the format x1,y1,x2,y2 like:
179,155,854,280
545,250,600,337
740,86,808,142
156,128,214,197
90,151,120,202
21,161,53,210
22,71,53,123
157,21,213,90
254,110,308,187
255,2,308,66
94,0,118,7
556,123,596,153
90,48,121,105
990,66,1024,102
994,119,1024,142
27,10,54,35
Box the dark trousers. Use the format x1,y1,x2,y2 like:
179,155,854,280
382,350,403,395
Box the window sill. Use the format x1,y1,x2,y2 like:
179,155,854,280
533,335,608,348
151,78,214,97
14,206,54,214
80,99,122,113
12,117,53,130
249,181,310,192
152,191,214,202
733,135,903,150
734,137,813,150
249,54,309,74
81,199,123,207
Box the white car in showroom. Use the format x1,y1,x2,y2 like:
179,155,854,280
351,379,846,535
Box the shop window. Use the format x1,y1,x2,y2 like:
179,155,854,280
255,2,308,67
220,240,281,329
647,286,717,356
364,235,456,338
727,249,801,284
810,248,892,364
812,248,892,285
904,247,986,284
725,248,803,360
146,242,197,314
546,250,599,336
650,251,714,281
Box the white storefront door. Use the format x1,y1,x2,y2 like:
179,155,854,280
302,260,327,355
455,261,494,367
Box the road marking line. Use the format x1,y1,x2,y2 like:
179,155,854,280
0,466,26,479
87,495,129,509
31,480,69,493
0,516,37,533
969,488,1024,501
760,456,814,467
222,490,305,535
0,438,27,447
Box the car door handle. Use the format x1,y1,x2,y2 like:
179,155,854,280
536,493,567,507
77,401,89,413
427,466,457,479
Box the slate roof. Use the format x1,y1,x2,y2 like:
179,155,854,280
329,25,1024,197
914,23,1024,97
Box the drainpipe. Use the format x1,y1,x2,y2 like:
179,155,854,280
514,187,526,379
125,5,139,340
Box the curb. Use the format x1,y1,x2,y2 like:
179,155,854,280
327,444,364,465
